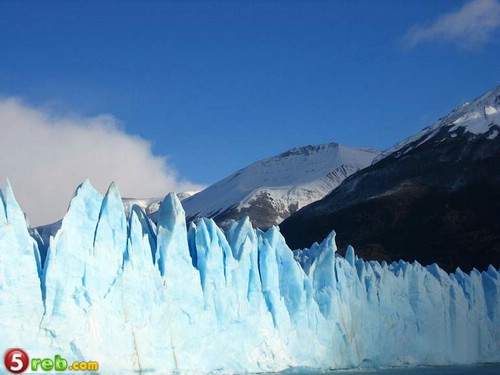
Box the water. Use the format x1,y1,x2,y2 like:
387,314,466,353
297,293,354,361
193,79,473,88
278,363,500,375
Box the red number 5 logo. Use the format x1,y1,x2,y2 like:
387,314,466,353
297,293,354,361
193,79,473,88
4,349,29,374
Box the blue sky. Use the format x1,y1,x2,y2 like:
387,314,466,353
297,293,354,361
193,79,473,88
1,0,500,224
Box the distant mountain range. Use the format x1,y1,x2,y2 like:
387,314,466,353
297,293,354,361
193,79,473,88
281,86,500,272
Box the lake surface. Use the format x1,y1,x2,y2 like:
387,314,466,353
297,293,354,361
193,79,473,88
278,363,500,375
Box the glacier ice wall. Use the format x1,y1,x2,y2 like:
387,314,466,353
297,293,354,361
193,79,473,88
0,180,499,373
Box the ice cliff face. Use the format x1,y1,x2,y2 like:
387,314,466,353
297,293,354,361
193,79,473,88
0,180,499,373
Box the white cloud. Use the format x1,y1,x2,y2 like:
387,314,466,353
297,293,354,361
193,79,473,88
0,97,203,226
404,0,500,49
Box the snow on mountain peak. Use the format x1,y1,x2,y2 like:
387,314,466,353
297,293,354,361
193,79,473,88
181,142,380,227
276,142,340,158
442,85,500,135
374,85,500,164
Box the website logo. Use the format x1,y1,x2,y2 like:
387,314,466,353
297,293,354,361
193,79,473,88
4,349,99,373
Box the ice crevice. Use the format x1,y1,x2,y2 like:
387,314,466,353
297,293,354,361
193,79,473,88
0,180,498,373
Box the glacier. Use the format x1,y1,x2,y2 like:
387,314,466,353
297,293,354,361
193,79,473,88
0,180,499,374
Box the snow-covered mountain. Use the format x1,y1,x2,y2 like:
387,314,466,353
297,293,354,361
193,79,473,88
181,143,380,228
374,85,500,163
1,180,498,373
281,85,500,272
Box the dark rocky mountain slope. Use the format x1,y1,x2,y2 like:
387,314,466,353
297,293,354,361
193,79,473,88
281,86,500,272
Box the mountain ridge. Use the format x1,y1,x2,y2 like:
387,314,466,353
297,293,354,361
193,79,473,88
280,85,500,272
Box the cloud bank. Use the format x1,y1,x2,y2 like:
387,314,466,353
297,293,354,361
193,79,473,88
0,98,203,226
404,0,500,49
